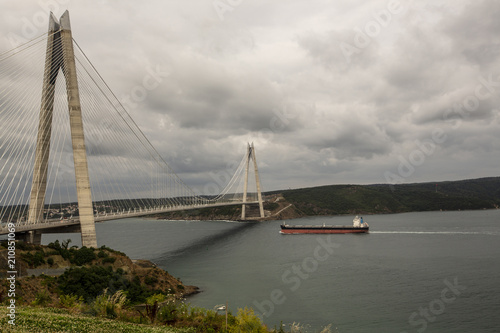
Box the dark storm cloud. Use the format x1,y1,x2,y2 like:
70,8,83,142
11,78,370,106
145,67,282,133
1,0,499,193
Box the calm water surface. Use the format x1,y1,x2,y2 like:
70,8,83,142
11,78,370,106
42,210,500,332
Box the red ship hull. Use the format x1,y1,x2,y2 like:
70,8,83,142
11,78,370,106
280,225,369,234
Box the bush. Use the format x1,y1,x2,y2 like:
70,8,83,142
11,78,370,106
99,245,126,256
102,257,116,264
157,303,177,324
59,294,84,310
91,288,127,319
71,246,96,266
32,290,51,306
22,251,46,268
57,266,125,301
47,240,71,260
62,239,72,249
144,276,158,286
57,267,152,305
41,275,56,287
47,257,54,266
48,240,60,251
125,276,150,304
229,307,268,333
15,241,30,251
139,293,168,324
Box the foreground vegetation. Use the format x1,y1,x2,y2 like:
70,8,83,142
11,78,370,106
0,292,319,332
0,304,334,332
0,305,193,333
1,241,334,332
0,240,196,304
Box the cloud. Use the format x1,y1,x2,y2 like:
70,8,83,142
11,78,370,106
0,0,499,198
440,1,500,66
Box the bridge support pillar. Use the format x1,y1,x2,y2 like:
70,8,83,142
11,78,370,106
18,231,42,245
241,143,265,220
27,13,60,235
26,11,97,248
60,11,97,248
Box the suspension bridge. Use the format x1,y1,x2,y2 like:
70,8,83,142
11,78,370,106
0,11,265,248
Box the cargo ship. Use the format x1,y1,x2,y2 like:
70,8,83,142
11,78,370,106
280,216,369,234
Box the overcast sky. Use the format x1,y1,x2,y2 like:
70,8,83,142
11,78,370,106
1,0,499,193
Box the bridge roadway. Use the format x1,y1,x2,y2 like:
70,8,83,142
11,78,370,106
0,200,259,236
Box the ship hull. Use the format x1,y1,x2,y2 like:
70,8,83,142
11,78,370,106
280,225,369,234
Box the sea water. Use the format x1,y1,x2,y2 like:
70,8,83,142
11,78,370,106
42,209,500,332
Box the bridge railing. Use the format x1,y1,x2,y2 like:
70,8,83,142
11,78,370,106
0,199,260,235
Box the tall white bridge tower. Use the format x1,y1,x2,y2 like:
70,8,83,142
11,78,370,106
0,11,266,247
27,11,96,247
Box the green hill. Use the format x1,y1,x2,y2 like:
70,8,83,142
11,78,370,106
280,177,500,216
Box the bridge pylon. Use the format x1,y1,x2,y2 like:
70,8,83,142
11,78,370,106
27,11,97,248
241,143,265,220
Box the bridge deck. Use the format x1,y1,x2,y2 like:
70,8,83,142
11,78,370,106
0,201,259,235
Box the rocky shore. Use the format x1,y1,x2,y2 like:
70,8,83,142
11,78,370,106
0,242,198,305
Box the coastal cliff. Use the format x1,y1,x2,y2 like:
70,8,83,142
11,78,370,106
0,242,198,306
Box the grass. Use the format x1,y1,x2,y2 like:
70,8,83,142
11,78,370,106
0,243,334,332
0,306,195,333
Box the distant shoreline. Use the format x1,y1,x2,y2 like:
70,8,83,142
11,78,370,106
149,177,500,222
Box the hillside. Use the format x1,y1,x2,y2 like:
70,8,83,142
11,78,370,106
281,177,500,216
152,177,500,221
0,241,198,306
0,243,278,332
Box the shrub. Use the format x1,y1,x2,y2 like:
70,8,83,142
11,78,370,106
21,251,46,268
47,240,70,260
32,290,51,306
58,267,150,305
15,240,30,251
57,266,126,301
47,241,59,250
156,301,177,324
47,257,54,266
146,293,166,305
59,294,84,310
125,276,150,304
102,257,116,264
99,245,126,256
71,246,96,266
62,239,71,249
229,307,268,333
140,293,168,324
40,275,56,287
91,288,127,319
144,276,158,286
